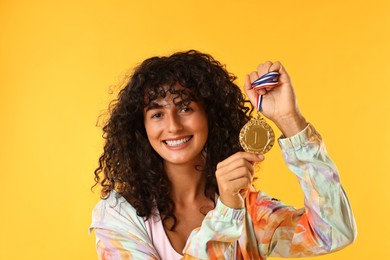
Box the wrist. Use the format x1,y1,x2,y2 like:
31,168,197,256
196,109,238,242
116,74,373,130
219,194,245,209
274,113,308,138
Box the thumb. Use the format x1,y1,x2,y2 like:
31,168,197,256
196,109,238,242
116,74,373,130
244,74,258,108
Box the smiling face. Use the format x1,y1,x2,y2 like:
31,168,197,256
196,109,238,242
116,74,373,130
143,86,208,167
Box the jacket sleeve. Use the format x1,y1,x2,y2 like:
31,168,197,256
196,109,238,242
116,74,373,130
246,124,357,258
89,192,161,260
182,199,246,259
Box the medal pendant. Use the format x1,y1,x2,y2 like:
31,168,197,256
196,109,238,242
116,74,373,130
239,114,275,154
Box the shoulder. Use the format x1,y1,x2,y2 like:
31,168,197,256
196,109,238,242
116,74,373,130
90,192,161,258
90,191,148,233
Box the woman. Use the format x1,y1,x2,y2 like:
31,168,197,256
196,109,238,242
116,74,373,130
90,50,356,259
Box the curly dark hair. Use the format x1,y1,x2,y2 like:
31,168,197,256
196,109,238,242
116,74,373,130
94,50,252,230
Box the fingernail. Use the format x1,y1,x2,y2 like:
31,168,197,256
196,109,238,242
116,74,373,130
255,153,264,160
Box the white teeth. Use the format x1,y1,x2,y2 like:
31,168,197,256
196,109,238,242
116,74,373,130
165,137,191,147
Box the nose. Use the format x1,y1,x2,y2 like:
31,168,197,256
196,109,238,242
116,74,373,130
167,114,183,133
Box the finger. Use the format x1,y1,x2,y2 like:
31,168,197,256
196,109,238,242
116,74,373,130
217,152,264,169
263,85,277,92
217,168,254,188
270,61,290,83
217,168,254,201
217,158,255,178
249,71,259,84
244,74,252,91
258,61,273,76
243,74,258,108
218,168,253,193
219,177,251,208
216,166,253,186
230,177,252,194
269,61,282,72
249,71,262,103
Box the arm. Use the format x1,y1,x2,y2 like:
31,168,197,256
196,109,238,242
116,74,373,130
89,191,160,260
182,199,246,259
181,151,265,259
246,124,357,258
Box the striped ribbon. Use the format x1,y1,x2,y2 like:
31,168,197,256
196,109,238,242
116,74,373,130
251,71,279,111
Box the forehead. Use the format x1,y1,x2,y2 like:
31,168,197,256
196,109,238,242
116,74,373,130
144,83,192,108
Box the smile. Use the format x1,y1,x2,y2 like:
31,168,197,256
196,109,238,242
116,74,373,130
164,136,192,147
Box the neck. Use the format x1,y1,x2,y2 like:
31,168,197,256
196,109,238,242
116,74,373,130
164,159,206,204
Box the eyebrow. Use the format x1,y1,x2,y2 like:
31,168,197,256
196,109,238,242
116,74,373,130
145,99,188,112
145,101,163,112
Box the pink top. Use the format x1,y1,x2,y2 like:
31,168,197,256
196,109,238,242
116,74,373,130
145,214,183,259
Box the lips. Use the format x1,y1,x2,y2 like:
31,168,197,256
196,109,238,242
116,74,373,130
163,136,192,147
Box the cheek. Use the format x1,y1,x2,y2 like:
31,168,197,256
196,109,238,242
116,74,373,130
197,116,209,139
144,127,161,154
144,121,159,141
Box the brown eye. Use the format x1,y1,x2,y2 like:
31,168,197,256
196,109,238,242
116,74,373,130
180,106,192,113
151,112,162,119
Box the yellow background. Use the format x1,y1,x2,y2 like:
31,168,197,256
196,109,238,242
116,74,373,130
1,0,389,259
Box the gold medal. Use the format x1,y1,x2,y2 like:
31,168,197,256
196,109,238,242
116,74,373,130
239,114,275,154
240,71,279,154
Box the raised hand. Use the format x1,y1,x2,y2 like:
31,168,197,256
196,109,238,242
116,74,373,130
244,61,307,137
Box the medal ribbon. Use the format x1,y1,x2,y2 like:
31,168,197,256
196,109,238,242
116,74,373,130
251,71,279,111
